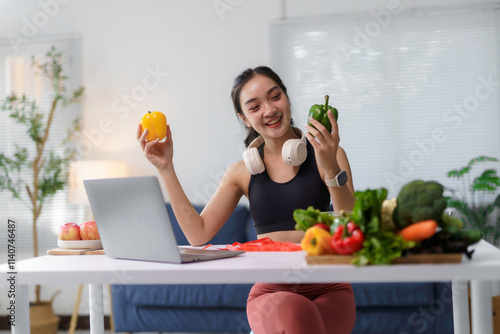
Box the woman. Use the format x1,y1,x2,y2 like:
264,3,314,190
138,66,356,334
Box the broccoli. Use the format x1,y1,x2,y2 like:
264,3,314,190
393,180,447,229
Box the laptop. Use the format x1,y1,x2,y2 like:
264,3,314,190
83,176,245,263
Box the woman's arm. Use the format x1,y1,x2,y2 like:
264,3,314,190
305,110,356,211
138,124,246,246
328,146,355,211
158,160,247,246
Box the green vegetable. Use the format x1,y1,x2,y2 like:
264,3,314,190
350,188,388,234
450,229,482,245
409,229,481,256
293,206,319,231
352,230,416,266
307,95,338,133
392,180,447,229
441,214,464,234
318,212,334,226
293,206,333,231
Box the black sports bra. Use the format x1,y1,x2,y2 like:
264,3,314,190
248,141,331,235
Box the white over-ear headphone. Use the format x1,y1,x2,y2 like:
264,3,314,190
242,127,307,175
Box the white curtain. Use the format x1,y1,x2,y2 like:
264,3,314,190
270,5,500,198
0,36,84,259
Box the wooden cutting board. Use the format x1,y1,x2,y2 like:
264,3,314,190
306,253,463,265
47,248,104,255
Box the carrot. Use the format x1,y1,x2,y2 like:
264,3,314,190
399,220,438,242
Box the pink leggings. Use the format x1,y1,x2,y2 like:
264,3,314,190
247,283,356,334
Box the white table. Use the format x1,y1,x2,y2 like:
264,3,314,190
2,240,500,334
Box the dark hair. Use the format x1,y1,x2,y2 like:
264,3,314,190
231,66,290,147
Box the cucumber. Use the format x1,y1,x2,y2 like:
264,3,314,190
450,229,483,245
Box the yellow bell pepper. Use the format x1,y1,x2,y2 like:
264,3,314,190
141,111,167,141
301,225,333,256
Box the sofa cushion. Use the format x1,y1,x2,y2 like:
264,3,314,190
352,282,436,307
116,306,251,333
352,306,454,334
167,204,252,246
122,284,252,308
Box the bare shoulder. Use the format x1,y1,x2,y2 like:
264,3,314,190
222,160,251,197
225,160,248,178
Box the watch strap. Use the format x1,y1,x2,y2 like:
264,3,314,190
325,170,347,187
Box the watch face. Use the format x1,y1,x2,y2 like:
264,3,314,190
338,170,348,186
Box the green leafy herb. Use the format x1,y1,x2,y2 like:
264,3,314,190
350,188,388,234
352,230,415,266
293,206,334,231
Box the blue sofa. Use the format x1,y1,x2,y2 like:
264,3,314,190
112,204,454,333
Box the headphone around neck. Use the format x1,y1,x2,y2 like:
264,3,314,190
242,127,307,175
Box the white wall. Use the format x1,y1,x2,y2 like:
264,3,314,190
0,0,496,317
2,0,496,205
1,0,282,206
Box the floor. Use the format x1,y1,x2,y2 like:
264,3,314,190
0,328,219,334
0,332,204,334
0,332,208,334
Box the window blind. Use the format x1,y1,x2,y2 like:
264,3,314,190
0,36,84,260
270,5,500,199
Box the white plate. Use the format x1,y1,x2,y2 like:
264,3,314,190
57,239,102,249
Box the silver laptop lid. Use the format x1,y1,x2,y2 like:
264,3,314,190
83,176,182,263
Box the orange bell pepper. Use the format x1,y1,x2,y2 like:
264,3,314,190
301,226,333,256
141,111,167,141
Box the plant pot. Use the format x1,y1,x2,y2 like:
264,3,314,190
30,300,60,334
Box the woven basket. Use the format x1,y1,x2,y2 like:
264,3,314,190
30,292,60,334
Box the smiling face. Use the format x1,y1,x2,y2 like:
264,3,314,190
238,74,292,139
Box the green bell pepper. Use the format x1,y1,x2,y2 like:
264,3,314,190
307,95,338,133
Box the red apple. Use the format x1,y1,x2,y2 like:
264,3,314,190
80,221,100,240
58,223,82,240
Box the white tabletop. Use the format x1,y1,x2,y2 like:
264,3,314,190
1,241,499,334
2,240,500,286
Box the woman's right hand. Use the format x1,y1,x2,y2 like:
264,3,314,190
137,123,174,172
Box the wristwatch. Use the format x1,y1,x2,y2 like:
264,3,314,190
325,170,348,187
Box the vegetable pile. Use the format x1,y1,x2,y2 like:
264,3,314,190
294,179,483,265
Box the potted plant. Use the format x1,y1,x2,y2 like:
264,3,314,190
0,46,84,332
446,156,500,246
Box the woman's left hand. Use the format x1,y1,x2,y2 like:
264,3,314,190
305,109,341,178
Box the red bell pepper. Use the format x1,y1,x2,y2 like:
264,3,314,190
314,223,330,232
330,222,365,255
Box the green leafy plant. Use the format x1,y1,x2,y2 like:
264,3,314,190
0,47,84,304
446,156,500,246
